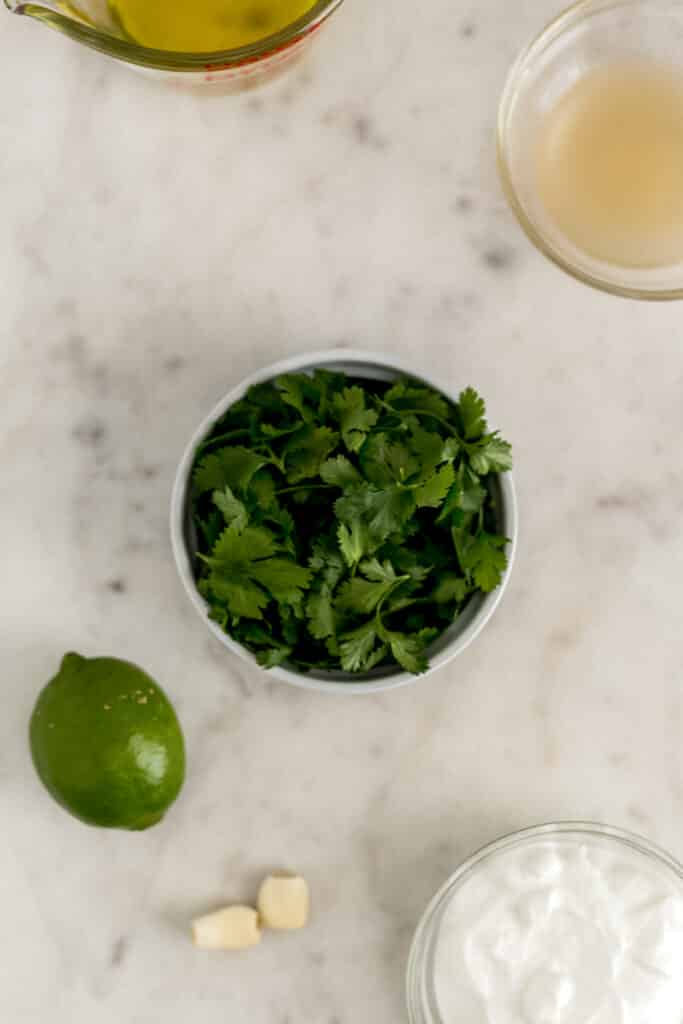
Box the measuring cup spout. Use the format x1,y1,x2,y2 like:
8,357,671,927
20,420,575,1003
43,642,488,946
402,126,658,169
3,0,127,50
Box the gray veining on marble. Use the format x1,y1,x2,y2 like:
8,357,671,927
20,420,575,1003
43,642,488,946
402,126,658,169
1,1,682,1020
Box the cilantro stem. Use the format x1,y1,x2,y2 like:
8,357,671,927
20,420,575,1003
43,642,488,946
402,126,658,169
290,658,337,670
275,483,335,496
374,575,412,640
386,595,431,612
196,428,252,453
379,400,461,440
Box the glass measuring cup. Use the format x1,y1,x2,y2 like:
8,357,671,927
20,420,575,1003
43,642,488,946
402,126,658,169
4,0,344,86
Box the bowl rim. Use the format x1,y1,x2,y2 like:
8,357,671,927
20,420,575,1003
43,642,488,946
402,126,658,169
406,819,683,1024
170,348,518,695
497,0,683,301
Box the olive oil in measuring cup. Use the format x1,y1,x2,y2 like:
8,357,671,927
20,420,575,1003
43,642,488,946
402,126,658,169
109,0,316,52
535,62,683,269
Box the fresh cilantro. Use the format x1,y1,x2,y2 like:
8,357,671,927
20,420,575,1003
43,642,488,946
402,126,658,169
256,646,293,669
383,381,450,422
320,455,362,489
332,386,379,453
432,574,470,604
453,529,509,593
284,425,339,483
338,520,370,568
201,524,312,620
335,483,416,547
213,486,248,531
306,589,337,640
338,621,383,673
381,628,431,675
469,434,513,475
458,387,487,440
193,446,267,496
415,463,456,509
189,373,512,676
335,560,407,616
276,374,316,422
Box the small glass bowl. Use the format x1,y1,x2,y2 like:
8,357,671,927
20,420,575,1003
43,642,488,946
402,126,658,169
498,0,683,299
406,821,683,1023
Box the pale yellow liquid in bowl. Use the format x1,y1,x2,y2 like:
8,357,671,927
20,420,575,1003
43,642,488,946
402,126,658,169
536,63,683,269
110,0,315,52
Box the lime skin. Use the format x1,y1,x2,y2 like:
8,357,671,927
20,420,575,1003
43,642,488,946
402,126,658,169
30,653,186,831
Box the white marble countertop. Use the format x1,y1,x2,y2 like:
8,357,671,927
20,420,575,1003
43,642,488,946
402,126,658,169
1,1,682,1020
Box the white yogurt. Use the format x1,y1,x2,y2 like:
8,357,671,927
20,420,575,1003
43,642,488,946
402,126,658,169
433,832,683,1024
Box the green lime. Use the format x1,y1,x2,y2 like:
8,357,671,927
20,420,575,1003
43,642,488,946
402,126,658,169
30,653,185,831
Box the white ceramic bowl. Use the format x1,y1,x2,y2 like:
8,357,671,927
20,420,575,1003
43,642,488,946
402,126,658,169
170,350,518,694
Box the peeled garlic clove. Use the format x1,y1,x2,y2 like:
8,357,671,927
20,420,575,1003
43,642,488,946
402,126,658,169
192,905,262,950
257,873,310,931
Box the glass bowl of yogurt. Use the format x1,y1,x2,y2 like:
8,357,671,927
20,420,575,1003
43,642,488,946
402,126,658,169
407,822,683,1024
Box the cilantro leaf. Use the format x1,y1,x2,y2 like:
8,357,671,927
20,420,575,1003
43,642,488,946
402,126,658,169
249,469,278,510
437,464,487,524
202,524,311,619
358,558,400,583
320,455,362,489
442,437,460,461
306,589,337,640
379,544,432,584
335,568,402,616
256,646,293,669
364,487,416,541
415,463,456,509
455,530,508,592
432,574,470,604
194,447,267,496
205,577,270,620
210,524,277,564
358,432,394,484
386,632,430,674
284,426,339,483
385,442,421,483
375,620,434,674
332,386,379,453
199,509,224,551
469,435,513,475
264,506,296,554
384,381,450,422
362,427,446,487
338,621,381,673
338,521,369,567
335,484,416,546
309,536,347,588
249,559,312,605
458,387,487,441
311,369,347,417
276,374,315,422
213,486,248,531
407,426,447,482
